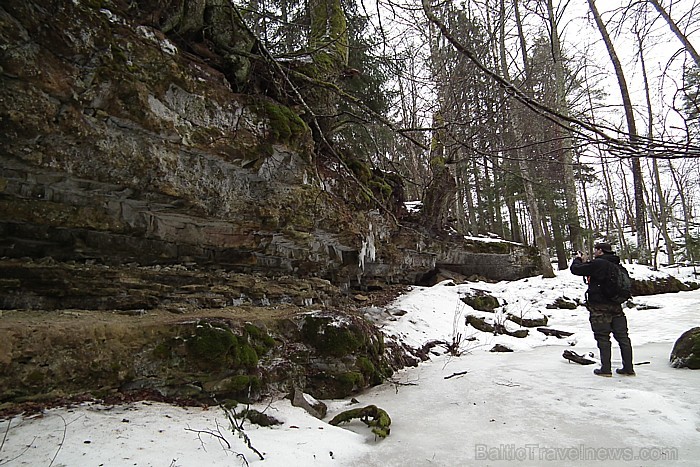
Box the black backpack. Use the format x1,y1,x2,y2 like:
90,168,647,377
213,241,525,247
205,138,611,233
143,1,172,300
602,262,632,304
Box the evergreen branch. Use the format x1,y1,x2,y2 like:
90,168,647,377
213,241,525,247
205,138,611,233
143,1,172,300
230,2,404,227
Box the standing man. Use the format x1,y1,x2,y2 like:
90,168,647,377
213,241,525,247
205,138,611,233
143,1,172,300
570,242,635,377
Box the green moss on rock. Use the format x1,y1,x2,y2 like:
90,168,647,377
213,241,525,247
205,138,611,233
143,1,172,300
347,159,372,183
466,315,494,333
356,356,384,385
337,371,365,392
262,101,309,144
631,277,695,296
223,374,261,393
243,323,277,357
187,323,237,362
301,315,365,357
184,321,259,371
507,314,548,327
461,293,500,312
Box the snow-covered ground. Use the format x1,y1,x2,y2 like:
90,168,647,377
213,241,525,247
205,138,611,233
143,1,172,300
1,265,699,466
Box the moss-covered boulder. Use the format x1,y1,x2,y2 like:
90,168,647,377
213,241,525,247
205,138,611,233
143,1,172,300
631,277,699,296
0,301,407,411
466,315,494,333
299,311,391,398
461,292,500,312
507,313,548,327
151,319,277,401
546,297,578,310
670,327,700,369
466,315,527,338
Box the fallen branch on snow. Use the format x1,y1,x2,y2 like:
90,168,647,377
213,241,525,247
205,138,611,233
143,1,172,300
562,350,595,365
444,370,469,380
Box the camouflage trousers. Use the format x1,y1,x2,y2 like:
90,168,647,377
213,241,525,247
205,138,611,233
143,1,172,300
586,304,633,372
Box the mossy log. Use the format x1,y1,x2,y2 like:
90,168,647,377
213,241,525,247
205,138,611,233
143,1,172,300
507,313,548,327
329,404,391,438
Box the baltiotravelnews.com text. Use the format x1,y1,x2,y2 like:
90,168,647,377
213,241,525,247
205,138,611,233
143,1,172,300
474,444,678,462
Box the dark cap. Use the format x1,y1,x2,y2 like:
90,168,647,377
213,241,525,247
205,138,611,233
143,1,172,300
594,242,614,253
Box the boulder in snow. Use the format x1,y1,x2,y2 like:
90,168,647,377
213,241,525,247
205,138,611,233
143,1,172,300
670,327,700,369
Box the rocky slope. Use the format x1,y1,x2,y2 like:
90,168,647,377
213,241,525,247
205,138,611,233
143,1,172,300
0,0,539,410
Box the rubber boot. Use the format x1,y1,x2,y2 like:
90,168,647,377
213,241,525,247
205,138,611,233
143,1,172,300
595,343,612,376
612,314,634,375
619,345,634,375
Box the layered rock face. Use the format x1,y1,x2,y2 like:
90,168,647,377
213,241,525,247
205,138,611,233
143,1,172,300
0,1,538,408
1,1,346,280
0,1,537,286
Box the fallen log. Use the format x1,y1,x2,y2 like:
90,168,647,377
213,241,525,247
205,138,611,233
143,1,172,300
538,327,574,338
562,350,595,365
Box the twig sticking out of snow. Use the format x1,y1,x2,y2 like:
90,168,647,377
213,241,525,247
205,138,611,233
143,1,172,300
444,370,469,380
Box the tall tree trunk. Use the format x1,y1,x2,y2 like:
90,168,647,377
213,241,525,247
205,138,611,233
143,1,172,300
455,163,470,234
506,0,554,277
309,0,348,67
638,30,675,264
421,111,456,232
545,0,582,251
521,156,554,277
462,153,478,232
491,155,506,238
160,0,255,87
588,0,649,264
579,178,594,237
498,0,522,244
648,0,700,67
546,195,568,269
582,63,629,256
307,0,349,138
504,161,523,243
668,160,695,262
472,157,485,233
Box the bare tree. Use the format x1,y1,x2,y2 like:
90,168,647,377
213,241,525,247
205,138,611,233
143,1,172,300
634,23,677,265
588,0,650,264
648,0,700,67
545,0,583,252
504,0,555,277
